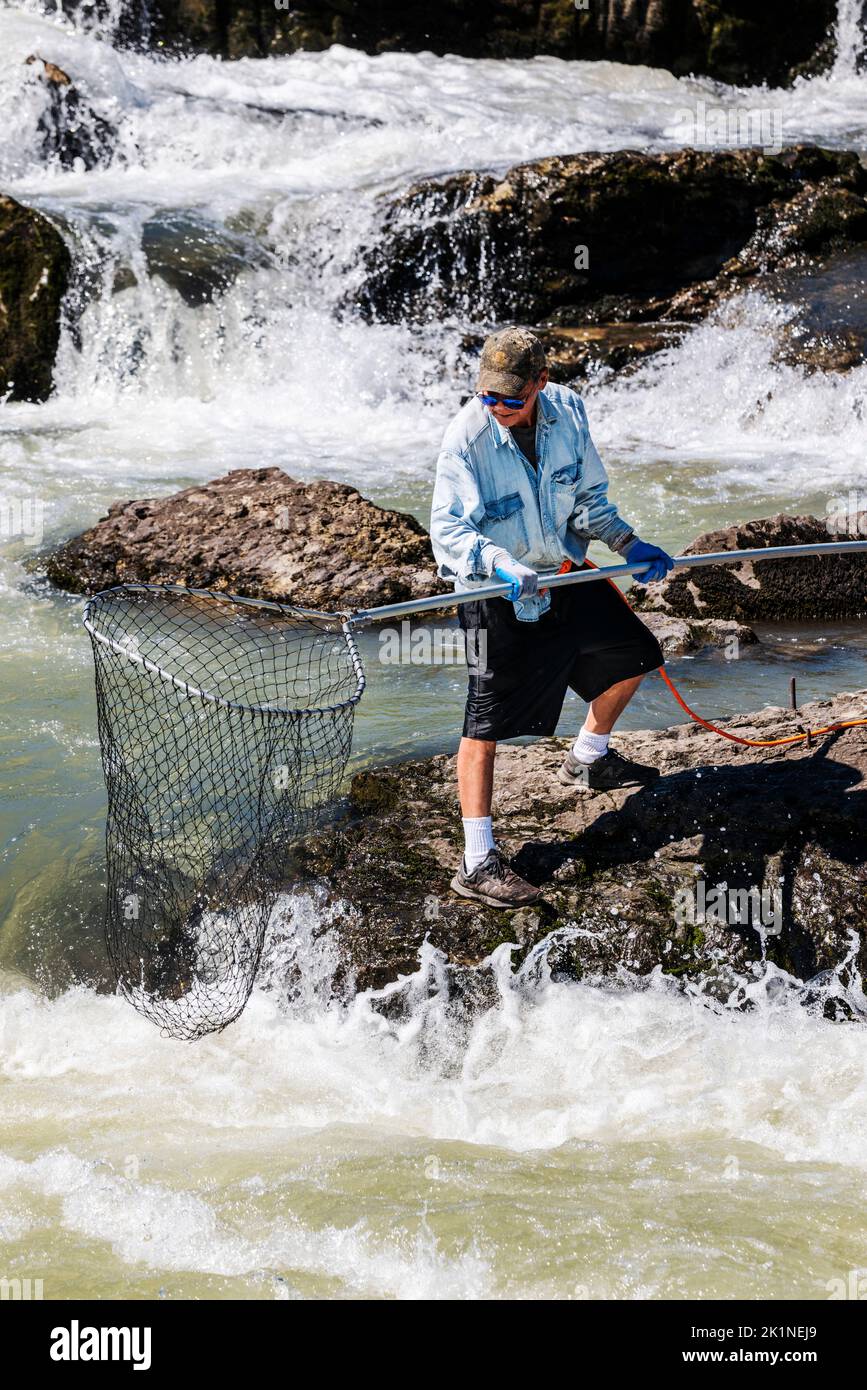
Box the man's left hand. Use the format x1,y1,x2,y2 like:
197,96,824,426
623,538,675,584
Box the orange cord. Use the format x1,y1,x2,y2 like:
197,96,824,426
575,557,867,749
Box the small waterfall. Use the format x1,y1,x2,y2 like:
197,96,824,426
26,0,151,46
832,0,867,76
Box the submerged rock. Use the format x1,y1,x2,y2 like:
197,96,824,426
353,148,867,330
289,689,867,1018
0,194,70,402
632,514,867,622
139,210,277,306
42,467,448,611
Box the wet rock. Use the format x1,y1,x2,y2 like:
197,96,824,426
631,514,867,622
776,326,866,374
642,613,757,658
353,147,867,328
536,322,687,381
572,0,838,86
754,246,867,374
140,211,277,306
287,690,867,1010
140,1,834,84
458,323,687,385
687,180,867,326
42,467,447,611
0,194,71,403
25,55,115,172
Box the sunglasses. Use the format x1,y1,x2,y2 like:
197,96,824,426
478,391,529,409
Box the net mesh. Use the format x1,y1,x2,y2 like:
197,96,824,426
84,585,364,1040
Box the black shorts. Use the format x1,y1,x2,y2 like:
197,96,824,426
458,567,664,742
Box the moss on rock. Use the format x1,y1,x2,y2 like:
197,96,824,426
0,195,70,403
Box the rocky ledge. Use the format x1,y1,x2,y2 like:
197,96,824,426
285,690,867,1020
140,1,835,85
44,480,864,642
353,147,867,378
631,513,867,621
43,467,448,611
41,466,754,653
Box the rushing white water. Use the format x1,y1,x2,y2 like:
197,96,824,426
2,906,867,1299
0,6,865,510
1,1,867,1299
833,0,867,76
0,7,866,496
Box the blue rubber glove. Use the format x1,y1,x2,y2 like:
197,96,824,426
624,538,675,584
493,555,539,602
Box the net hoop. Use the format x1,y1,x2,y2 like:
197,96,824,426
84,583,366,716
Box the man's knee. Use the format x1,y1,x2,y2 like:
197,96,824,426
595,673,644,700
459,737,497,759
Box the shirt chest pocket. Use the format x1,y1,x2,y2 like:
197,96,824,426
481,491,530,557
550,464,581,529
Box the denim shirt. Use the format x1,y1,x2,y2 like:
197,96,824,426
430,382,635,620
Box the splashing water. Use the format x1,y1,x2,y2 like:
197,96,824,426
2,903,867,1298
832,0,867,77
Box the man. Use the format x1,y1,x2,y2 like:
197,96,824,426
430,327,673,909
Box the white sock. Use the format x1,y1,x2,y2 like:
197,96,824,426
462,816,496,872
572,726,610,765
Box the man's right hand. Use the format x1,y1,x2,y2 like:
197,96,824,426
492,555,539,601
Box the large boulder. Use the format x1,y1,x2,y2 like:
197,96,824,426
0,195,70,403
128,2,836,84
571,0,839,84
631,513,867,621
42,467,447,611
285,689,867,1019
352,147,867,328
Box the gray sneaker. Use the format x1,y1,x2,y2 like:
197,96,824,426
450,848,542,909
557,745,660,792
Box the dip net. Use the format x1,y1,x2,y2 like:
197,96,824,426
84,585,365,1039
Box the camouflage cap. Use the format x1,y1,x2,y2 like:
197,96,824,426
477,327,547,395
